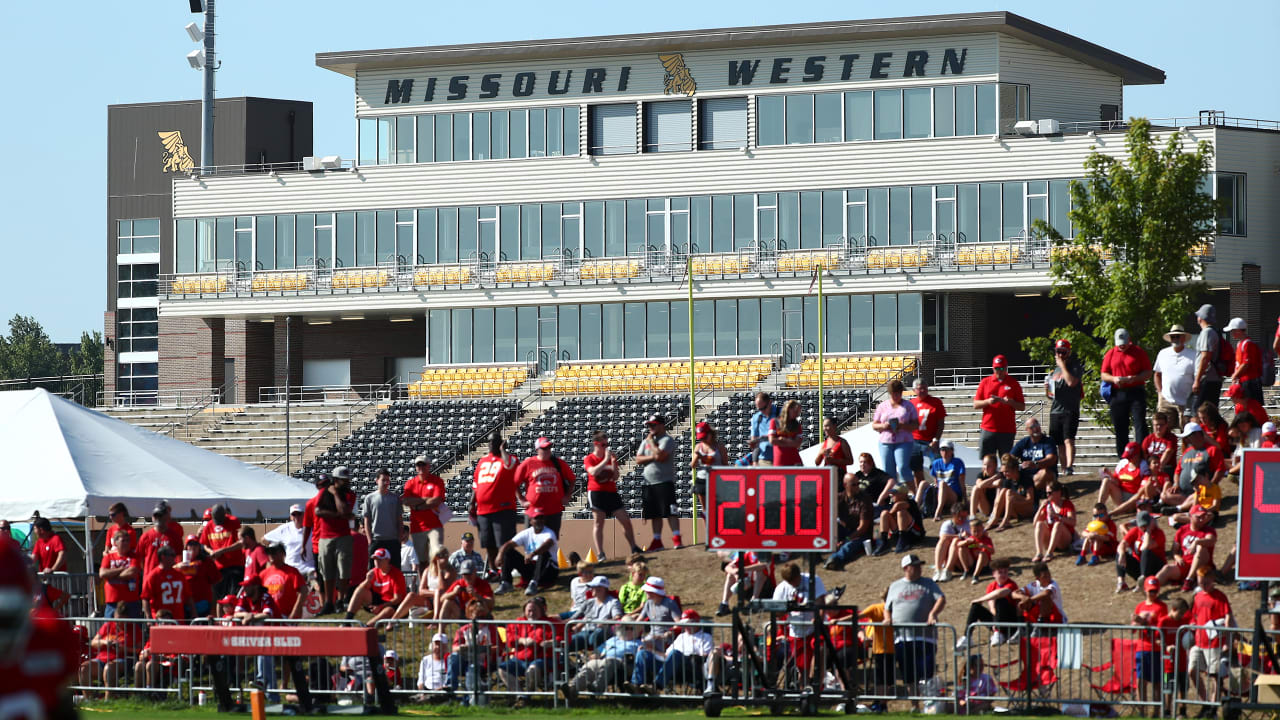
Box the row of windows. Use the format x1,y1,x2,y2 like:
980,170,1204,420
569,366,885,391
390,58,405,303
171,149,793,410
358,106,580,165
117,362,158,393
116,307,158,354
174,179,1076,272
117,219,160,255
117,263,159,299
426,294,926,366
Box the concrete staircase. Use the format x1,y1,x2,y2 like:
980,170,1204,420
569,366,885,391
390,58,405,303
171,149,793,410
184,403,385,470
101,406,225,443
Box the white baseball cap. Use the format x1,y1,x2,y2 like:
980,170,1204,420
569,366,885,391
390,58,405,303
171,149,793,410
587,575,610,589
1176,422,1204,438
289,504,304,515
1226,317,1247,332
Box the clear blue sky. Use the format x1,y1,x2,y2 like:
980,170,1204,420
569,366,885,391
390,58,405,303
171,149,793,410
0,1,1275,341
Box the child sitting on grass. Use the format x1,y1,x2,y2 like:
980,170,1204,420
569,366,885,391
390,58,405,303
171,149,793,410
1077,503,1119,566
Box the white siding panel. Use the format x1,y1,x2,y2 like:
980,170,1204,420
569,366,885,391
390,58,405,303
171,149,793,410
354,34,1000,114
173,128,1214,218
996,35,1124,125
1204,128,1280,286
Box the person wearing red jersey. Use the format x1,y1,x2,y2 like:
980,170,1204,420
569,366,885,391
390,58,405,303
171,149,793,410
239,525,269,583
1155,505,1217,592
135,503,184,581
232,575,280,624
515,437,575,539
472,434,520,577
346,548,407,626
1226,382,1270,426
199,503,245,599
100,531,142,618
1188,568,1235,707
1226,317,1264,403
402,456,446,570
1076,503,1119,566
955,558,1019,650
1031,482,1076,563
80,601,145,699
382,650,403,690
1158,597,1192,714
584,430,642,566
1101,328,1154,458
1142,410,1179,479
30,517,65,576
972,355,1025,458
908,378,947,489
498,596,564,701
302,473,329,563
141,545,193,621
0,539,79,717
815,416,855,486
1263,421,1280,449
177,535,220,617
945,517,994,582
439,562,494,620
1133,577,1169,695
103,501,138,554
259,542,309,619
1116,511,1166,593
1097,442,1152,517
315,466,357,614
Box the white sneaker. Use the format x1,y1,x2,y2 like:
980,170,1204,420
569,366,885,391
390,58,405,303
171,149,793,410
494,581,514,595
930,568,941,582
989,630,1006,647
955,636,969,651
938,569,951,583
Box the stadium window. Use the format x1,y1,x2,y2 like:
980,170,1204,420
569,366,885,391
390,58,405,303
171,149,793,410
911,187,933,244
955,85,976,136
1049,180,1072,238
698,97,747,150
874,90,902,140
715,299,737,356
935,186,956,245
510,110,528,159
898,293,922,352
472,112,490,160
868,188,888,247
670,301,689,356
530,108,547,157
473,308,495,363
1216,173,1246,235
757,95,784,146
998,83,1031,134
850,295,873,352
604,200,626,257
517,306,538,362
377,117,393,165
495,307,516,362
559,305,579,360
601,304,623,359
889,187,910,246
416,114,434,163
933,86,955,138
395,116,415,163
256,215,275,270
451,309,472,363
644,100,692,153
733,194,754,250
563,106,580,156
459,207,479,261
690,196,710,253
434,114,453,162
976,84,998,135
234,217,253,272
903,88,932,139
397,210,415,264
175,219,195,273
626,199,646,255
579,304,601,361
376,210,395,265
814,92,841,143
500,205,519,261
821,191,842,246
1026,181,1048,236
453,113,471,161
277,214,295,270
490,110,509,160
417,209,437,264
785,94,814,145
957,184,979,243
427,310,449,364
800,191,821,249
590,103,637,155
117,264,158,301
624,302,646,358
215,217,233,267
979,183,1001,243
778,192,799,249
874,294,898,351
118,218,160,255
692,300,714,357
844,91,873,141
521,204,541,261
647,302,669,358
358,118,377,166
826,295,850,353
1002,182,1025,240
584,202,605,258
355,211,376,267
437,208,459,264
303,214,323,268
845,189,867,245
738,299,760,355
547,107,563,157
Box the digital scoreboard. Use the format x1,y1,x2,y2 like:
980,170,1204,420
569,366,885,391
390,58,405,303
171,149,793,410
1235,449,1280,580
706,466,837,553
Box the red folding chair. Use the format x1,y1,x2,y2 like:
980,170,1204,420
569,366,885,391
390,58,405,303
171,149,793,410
994,635,1059,695
1087,637,1142,696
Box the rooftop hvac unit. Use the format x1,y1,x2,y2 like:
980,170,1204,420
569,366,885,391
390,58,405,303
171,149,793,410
1013,120,1039,136
302,155,345,171
1037,119,1062,135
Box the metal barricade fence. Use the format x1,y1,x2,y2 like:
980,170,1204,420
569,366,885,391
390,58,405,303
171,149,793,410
42,573,98,617
558,619,734,703
66,616,187,699
1172,624,1280,718
962,621,1169,716
837,620,960,711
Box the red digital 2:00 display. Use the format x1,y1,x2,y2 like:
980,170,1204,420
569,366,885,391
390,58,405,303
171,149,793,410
706,467,837,553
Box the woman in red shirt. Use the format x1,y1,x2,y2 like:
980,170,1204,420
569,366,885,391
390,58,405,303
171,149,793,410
1031,482,1076,562
769,400,805,467
584,431,642,562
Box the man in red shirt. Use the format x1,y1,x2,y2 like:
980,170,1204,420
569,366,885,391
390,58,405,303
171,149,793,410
346,548,407,626
1101,328,1153,458
104,501,137,553
0,540,79,719
303,473,329,566
1227,317,1264,403
141,545,193,620
136,501,185,578
30,518,66,576
1226,382,1269,426
402,456,446,571
514,437,575,539
100,530,142,618
200,503,245,599
1188,568,1235,707
972,355,1025,458
472,435,520,577
177,535,220,617
259,542,309,620
315,466,356,614
1156,505,1217,592
232,575,280,625
240,526,269,582
439,562,495,620
908,378,947,490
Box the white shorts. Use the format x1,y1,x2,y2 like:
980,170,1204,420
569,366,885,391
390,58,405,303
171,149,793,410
1187,645,1224,675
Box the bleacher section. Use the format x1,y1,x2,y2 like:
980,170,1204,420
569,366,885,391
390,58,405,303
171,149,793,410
543,359,774,395
298,399,520,495
449,395,688,514
784,354,917,388
406,365,532,398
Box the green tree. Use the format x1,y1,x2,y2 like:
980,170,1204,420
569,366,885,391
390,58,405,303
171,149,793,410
68,331,105,405
1020,118,1218,427
0,314,65,380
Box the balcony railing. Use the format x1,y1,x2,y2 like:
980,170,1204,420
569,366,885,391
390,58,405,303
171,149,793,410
1059,113,1279,134
159,235,1217,300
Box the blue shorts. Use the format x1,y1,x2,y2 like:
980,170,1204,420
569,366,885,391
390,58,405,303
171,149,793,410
894,640,937,686
909,441,936,472
1135,651,1159,683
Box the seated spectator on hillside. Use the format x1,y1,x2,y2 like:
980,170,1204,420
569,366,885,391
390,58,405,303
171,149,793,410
496,512,560,596
1032,482,1076,563
1011,418,1057,493
931,504,970,582
79,602,142,699
969,454,1001,520
449,532,484,577
563,560,596,620
561,622,642,698
1263,422,1280,448
631,609,714,692
945,518,994,583
134,612,180,692
499,596,563,702
177,535,220,617
263,504,316,578
1077,503,1119,566
825,476,875,572
1226,413,1263,484
446,599,504,695
1196,404,1231,455
618,560,648,615
958,655,997,714
716,550,774,615
1116,510,1166,593
569,576,622,651
100,530,142,619
232,575,281,625
1155,506,1217,592
1016,562,1065,624
390,546,455,622
853,453,895,510
142,545,194,621
989,454,1037,532
417,633,450,693
631,577,682,647
438,562,494,620
345,548,407,626
922,440,966,522
871,485,926,555
955,557,1019,650
1168,462,1222,525
1143,411,1180,480
1098,442,1154,517
1172,423,1226,499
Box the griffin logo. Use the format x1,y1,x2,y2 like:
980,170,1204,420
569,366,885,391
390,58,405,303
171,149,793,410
157,130,195,173
659,53,696,97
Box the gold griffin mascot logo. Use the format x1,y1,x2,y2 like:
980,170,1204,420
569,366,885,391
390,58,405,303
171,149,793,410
157,130,195,173
659,53,696,97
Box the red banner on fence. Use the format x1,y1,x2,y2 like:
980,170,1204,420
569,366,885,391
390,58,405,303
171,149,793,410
149,625,378,657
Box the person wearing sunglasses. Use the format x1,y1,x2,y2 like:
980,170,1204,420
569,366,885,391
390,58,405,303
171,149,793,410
584,431,643,562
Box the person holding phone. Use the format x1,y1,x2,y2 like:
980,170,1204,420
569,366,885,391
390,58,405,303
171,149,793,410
872,379,920,492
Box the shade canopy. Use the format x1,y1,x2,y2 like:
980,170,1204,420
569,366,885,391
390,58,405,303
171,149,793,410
0,389,317,520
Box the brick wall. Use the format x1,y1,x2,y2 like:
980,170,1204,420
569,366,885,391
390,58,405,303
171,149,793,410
920,292,989,383
158,317,224,391
272,315,303,388
102,311,116,397
1230,263,1262,342
299,318,425,386
224,319,275,403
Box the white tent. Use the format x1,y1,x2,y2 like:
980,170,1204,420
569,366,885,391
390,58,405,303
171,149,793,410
800,423,983,486
0,389,317,520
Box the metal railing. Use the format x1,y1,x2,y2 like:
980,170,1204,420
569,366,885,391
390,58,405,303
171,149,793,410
1058,114,1280,134
262,381,395,474
184,159,357,176
257,383,396,404
933,365,1051,388
98,386,222,409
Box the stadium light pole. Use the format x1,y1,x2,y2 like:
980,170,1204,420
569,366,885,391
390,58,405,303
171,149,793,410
817,269,824,426
186,0,216,175
285,315,292,476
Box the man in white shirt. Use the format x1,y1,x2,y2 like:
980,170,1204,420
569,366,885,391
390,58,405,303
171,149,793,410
263,504,315,577
496,512,559,596
416,633,450,693
631,609,714,691
771,562,827,639
1153,325,1197,421
1018,562,1066,623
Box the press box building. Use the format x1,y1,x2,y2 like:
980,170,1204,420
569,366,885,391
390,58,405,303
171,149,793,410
111,11,1279,403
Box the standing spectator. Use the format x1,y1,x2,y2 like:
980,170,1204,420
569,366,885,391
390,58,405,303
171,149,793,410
885,554,946,705
1046,339,1085,475
345,548,407,627
857,591,894,711
472,434,519,576
636,415,681,550
1133,577,1169,698
136,501,184,578
99,531,142,619
815,417,855,482
141,545,193,621
923,439,966,522
872,380,919,491
909,378,947,489
200,503,245,598
264,504,316,577
449,532,485,576
1102,329,1153,457
955,557,1019,650
402,457,446,568
315,466,357,614
585,431,642,561
515,437,574,540
1227,317,1263,403
240,526,269,583
399,525,420,576
260,542,309,619
103,502,138,553
1190,304,1226,412
30,518,65,576
1117,510,1166,593
973,356,1025,458
768,400,805,468
1154,325,1197,420
748,392,779,465
362,468,404,569
1188,568,1235,708
177,535,219,617
1031,482,1076,563
824,475,874,571
497,512,560,596
302,474,330,578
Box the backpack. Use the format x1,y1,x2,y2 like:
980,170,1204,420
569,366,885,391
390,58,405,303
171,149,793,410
1214,329,1235,377
1264,347,1278,386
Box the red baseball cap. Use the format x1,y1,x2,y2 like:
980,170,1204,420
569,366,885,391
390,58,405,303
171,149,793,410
1143,577,1160,591
203,508,212,521
680,609,701,623
1190,504,1211,517
1226,383,1243,399
185,534,200,545
695,422,710,440
218,595,236,605
992,355,1008,369
372,548,390,560
1122,442,1141,460
527,507,544,518
1054,339,1071,351
239,575,262,587
535,437,553,450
